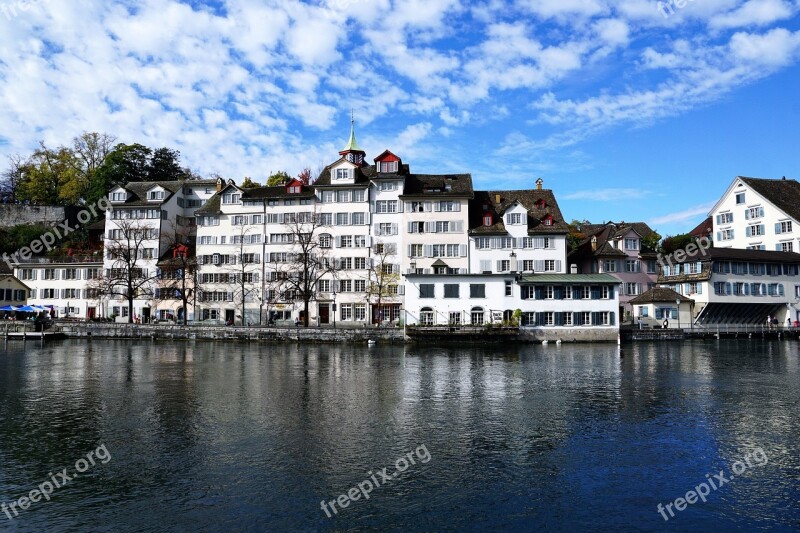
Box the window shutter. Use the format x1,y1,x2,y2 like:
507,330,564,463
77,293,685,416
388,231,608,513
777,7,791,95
745,210,750,220
433,202,441,212
459,245,467,257
398,285,405,295
555,312,563,326
555,260,562,272
776,244,783,251
776,223,782,234
760,207,765,217
424,244,433,258
480,260,491,272
374,223,381,236
535,286,543,300
760,224,765,235
407,245,413,258
335,236,341,248
397,201,404,213
496,260,503,272
534,260,544,272
746,226,751,237
730,229,734,239
424,221,433,233
716,231,721,241
716,215,721,224
454,203,460,212
610,312,616,326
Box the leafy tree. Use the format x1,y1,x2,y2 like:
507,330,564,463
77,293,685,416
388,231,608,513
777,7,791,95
86,143,152,204
17,144,81,205
148,147,187,182
240,176,260,188
266,171,291,186
296,168,312,185
567,219,591,252
661,234,695,255
0,154,28,204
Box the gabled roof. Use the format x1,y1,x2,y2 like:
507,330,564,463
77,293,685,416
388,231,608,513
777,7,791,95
0,274,29,289
739,176,800,221
629,287,693,305
662,247,800,265
115,179,217,207
313,161,373,187
242,185,316,200
689,216,713,239
400,173,473,198
569,221,659,260
469,189,568,235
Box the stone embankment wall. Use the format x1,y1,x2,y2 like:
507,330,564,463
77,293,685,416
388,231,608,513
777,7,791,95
0,205,80,228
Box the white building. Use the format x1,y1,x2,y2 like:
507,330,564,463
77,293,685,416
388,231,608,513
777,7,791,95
658,247,800,325
628,287,694,329
710,176,800,252
469,182,568,275
104,179,218,322
13,259,103,318
403,273,621,342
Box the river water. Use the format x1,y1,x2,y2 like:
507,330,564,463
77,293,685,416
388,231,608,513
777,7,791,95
0,339,798,531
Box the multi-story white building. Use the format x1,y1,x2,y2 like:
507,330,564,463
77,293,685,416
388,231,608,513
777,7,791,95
13,259,103,318
658,247,800,325
469,181,568,275
104,179,218,321
1,273,29,308
710,176,800,252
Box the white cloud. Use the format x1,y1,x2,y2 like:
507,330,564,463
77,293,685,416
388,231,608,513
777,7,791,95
649,202,717,226
563,188,652,201
710,0,795,30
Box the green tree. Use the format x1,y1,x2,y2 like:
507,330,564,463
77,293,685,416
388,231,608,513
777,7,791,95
567,219,591,252
240,176,260,188
86,143,152,203
148,147,187,182
17,144,81,205
661,234,695,255
266,171,291,186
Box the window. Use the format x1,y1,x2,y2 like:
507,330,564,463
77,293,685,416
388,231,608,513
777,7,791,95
719,212,733,224
355,257,366,269
545,286,554,299
339,280,352,292
337,190,351,203
352,212,365,225
444,284,459,298
438,201,458,212
720,229,734,241
747,206,763,219
420,307,434,326
222,192,240,204
340,304,353,320
624,238,639,250
471,307,484,325
781,242,794,252
647,260,657,274
506,213,522,225
376,200,398,213
380,161,398,173
111,192,126,202
284,199,295,206
601,286,610,299
321,191,334,203
581,286,590,299
505,281,512,296
354,236,366,248
409,244,423,258
470,284,486,298
319,234,332,248
544,260,556,272
625,283,639,296
777,221,793,234
625,260,640,273
354,304,366,321
522,260,534,272
339,236,353,248
420,284,435,298
335,168,350,180
748,224,765,237
581,312,591,325
603,260,617,273
340,257,353,270
564,285,573,299
543,312,554,326
497,260,510,272
736,192,745,204
483,214,493,226
354,280,366,292
336,213,349,226
318,280,331,292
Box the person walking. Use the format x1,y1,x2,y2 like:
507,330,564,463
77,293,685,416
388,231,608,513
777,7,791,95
766,315,772,330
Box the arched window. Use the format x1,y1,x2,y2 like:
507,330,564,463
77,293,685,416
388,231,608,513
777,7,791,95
420,307,435,326
471,306,484,325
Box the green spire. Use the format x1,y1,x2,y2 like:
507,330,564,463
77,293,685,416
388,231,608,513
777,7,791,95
342,110,362,152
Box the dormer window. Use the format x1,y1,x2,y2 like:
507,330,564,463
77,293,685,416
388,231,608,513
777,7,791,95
483,213,493,226
380,161,398,173
542,216,553,226
535,199,547,209
506,213,522,225
148,190,164,201
222,192,241,204
335,168,351,180
288,185,301,194
111,192,126,202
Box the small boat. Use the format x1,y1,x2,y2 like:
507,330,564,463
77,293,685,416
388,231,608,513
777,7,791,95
367,339,376,346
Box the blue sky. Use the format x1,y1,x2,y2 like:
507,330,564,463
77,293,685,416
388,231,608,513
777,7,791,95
1,0,799,237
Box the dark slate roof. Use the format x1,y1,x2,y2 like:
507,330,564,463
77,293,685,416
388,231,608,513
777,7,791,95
689,216,713,239
664,247,800,264
194,194,221,215
313,160,374,188
363,163,410,180
739,176,800,221
400,173,473,198
116,179,216,207
469,189,569,235
569,221,659,261
629,287,693,305
242,185,316,200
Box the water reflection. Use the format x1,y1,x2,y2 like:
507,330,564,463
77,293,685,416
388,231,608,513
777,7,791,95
0,339,798,531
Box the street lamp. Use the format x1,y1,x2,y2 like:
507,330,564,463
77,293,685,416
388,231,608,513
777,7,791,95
676,298,681,330
332,290,337,329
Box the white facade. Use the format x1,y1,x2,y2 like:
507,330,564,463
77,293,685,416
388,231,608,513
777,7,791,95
710,176,800,253
14,261,103,318
402,197,470,274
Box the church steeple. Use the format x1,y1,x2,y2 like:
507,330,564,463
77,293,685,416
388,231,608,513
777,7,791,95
339,110,366,166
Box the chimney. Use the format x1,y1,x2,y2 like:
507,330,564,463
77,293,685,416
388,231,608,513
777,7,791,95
591,235,597,251
536,178,543,190
216,177,224,192
495,194,501,204
570,264,578,274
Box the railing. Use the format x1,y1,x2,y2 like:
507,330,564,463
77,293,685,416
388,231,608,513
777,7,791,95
690,323,798,334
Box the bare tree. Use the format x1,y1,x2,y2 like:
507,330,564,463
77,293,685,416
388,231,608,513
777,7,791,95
364,241,401,326
226,223,262,325
91,218,160,323
275,210,335,327
0,154,27,203
155,223,198,325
